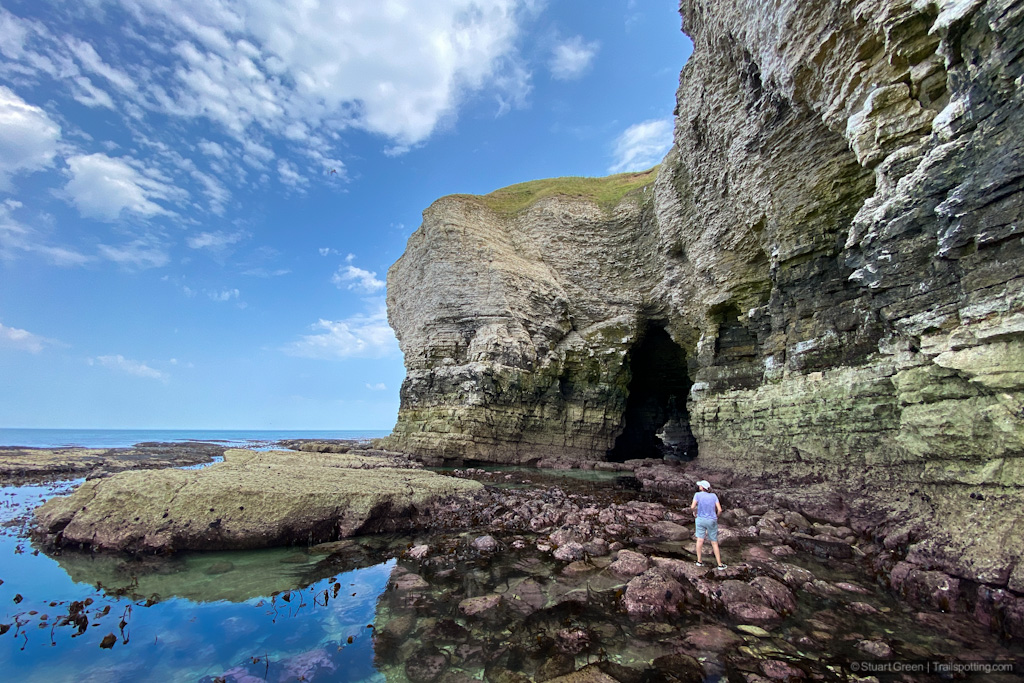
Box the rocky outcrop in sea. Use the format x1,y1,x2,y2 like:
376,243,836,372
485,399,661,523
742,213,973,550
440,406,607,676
381,0,1024,637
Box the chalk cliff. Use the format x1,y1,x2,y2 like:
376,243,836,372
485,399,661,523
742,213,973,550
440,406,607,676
384,0,1024,628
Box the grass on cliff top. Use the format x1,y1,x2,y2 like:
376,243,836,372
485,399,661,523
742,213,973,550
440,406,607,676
454,166,659,215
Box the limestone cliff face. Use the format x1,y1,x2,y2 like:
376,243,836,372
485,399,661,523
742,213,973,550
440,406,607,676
385,0,1024,593
384,174,665,463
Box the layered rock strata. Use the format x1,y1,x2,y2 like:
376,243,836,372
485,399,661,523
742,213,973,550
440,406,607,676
384,0,1024,629
33,449,482,553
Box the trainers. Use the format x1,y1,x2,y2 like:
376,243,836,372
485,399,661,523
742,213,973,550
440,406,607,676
694,561,704,567
716,564,728,570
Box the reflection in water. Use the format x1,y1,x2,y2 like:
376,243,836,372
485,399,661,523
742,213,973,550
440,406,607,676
5,476,1024,682
0,482,401,682
50,538,391,605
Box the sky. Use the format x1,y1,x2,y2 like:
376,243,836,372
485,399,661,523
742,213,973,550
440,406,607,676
0,0,691,430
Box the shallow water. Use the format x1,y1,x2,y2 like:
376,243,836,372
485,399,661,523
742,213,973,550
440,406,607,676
0,482,400,682
1,475,1022,682
0,428,391,450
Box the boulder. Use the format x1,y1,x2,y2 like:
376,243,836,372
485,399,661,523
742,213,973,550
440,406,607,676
609,550,649,578
646,520,690,541
472,535,499,552
458,594,502,618
679,625,742,651
750,576,797,615
622,569,684,617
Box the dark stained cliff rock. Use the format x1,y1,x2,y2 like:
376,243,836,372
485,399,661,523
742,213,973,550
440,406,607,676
383,0,1024,630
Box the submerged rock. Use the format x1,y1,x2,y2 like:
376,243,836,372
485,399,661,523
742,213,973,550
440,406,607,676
622,569,684,617
33,449,482,553
471,535,499,553
379,0,1024,634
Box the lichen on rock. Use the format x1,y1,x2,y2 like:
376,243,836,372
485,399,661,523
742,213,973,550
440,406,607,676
33,449,482,553
383,0,1024,629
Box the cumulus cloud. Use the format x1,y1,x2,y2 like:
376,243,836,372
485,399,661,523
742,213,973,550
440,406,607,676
550,36,599,80
0,321,55,353
609,118,673,173
332,254,385,293
0,86,61,190
333,266,385,294
89,354,167,381
64,153,184,221
69,1,527,148
284,305,398,360
365,382,387,391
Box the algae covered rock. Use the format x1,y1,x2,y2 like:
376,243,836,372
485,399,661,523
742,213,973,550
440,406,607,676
33,449,482,553
381,0,1024,633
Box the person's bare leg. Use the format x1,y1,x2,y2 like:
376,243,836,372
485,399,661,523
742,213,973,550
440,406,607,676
696,537,704,564
711,541,722,566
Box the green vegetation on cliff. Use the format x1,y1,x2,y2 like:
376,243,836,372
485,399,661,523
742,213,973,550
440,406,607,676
455,166,658,216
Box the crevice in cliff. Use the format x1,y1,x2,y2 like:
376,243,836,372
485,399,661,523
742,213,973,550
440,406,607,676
607,326,696,462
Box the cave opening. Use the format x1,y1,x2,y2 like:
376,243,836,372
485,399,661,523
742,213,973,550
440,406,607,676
607,326,697,462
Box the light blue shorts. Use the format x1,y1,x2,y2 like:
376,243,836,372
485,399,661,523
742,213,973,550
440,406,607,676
695,516,718,542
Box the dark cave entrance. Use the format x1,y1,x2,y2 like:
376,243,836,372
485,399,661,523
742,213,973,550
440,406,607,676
607,326,697,462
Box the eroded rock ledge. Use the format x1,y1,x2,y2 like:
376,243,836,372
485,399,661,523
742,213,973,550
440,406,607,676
0,442,225,485
383,0,1024,632
33,449,482,553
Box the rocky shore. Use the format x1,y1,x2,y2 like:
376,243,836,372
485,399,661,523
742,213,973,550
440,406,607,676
4,440,1018,679
32,448,482,553
365,467,1024,682
373,0,1024,661
0,441,226,486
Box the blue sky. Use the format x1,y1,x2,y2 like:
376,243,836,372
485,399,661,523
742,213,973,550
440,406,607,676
0,0,691,430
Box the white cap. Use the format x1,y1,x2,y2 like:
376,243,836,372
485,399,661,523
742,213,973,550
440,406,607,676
696,480,711,490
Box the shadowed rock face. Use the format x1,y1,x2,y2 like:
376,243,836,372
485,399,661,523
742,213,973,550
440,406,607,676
384,0,1024,613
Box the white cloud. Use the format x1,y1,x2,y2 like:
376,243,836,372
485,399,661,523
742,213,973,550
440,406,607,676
277,159,306,188
0,321,54,353
94,0,527,148
64,153,183,221
207,288,240,302
190,168,230,215
89,354,167,381
332,263,385,294
0,199,92,266
284,305,398,360
609,118,673,173
550,36,599,80
0,86,61,190
365,382,387,391
64,36,136,94
97,240,170,269
197,140,227,159
71,76,115,109
186,229,246,250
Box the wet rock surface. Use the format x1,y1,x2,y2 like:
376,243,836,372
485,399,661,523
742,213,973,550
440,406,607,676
3,465,1023,681
379,0,1024,658
31,449,482,553
365,468,1024,682
0,442,226,486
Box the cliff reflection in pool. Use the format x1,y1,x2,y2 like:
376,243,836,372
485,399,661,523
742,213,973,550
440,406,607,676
0,482,396,682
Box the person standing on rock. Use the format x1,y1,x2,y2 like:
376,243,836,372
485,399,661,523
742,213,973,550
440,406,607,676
691,480,726,569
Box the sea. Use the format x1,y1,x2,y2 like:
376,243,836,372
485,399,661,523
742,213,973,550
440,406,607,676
0,428,392,449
